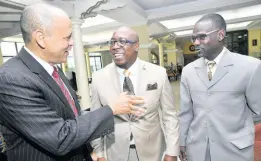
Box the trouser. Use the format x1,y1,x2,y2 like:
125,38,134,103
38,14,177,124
128,145,139,161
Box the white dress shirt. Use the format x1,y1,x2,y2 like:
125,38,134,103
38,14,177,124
24,46,73,98
116,58,140,145
205,47,226,77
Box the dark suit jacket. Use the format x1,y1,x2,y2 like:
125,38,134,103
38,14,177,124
0,47,114,160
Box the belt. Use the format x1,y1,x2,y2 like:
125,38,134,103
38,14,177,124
130,144,136,149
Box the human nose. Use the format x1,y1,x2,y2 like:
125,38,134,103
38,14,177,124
193,38,201,46
69,37,74,46
111,41,121,49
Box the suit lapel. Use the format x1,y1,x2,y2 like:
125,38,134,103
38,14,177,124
136,61,147,96
132,60,147,121
19,47,73,113
109,64,129,120
194,58,210,88
208,50,233,88
110,64,121,95
194,49,233,89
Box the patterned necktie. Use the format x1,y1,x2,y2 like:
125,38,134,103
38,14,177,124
123,70,135,95
52,66,78,116
123,69,134,141
207,61,216,81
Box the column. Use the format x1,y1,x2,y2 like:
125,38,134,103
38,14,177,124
158,43,164,67
71,18,91,109
165,42,177,65
0,41,3,66
131,25,150,62
85,52,91,79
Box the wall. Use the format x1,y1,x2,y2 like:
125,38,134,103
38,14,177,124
248,29,261,57
132,25,150,62
183,41,197,55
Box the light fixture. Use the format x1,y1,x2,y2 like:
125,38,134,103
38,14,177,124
81,14,115,28
82,30,114,44
174,30,193,36
227,21,252,29
173,21,252,37
160,4,261,29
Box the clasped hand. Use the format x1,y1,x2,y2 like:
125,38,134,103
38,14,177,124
109,92,146,116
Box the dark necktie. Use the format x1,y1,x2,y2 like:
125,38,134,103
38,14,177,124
123,69,134,141
123,70,135,95
52,66,78,116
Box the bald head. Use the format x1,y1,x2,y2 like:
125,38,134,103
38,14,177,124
195,13,226,33
20,3,69,43
113,27,139,42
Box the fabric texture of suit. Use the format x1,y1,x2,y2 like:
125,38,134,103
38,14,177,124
0,47,114,160
91,60,180,161
179,48,261,160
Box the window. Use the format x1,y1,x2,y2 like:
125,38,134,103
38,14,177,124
16,42,25,52
1,42,25,63
89,52,102,74
1,42,17,56
224,30,248,55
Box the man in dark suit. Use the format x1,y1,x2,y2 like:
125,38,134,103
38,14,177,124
0,3,144,161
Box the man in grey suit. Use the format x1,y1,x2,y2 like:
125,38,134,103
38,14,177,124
179,13,261,161
0,3,144,161
91,27,180,161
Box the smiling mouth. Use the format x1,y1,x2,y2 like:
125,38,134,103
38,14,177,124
113,53,124,58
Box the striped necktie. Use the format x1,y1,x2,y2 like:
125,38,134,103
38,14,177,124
207,61,216,81
52,66,78,116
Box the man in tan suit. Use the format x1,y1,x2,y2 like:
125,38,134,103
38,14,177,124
91,27,180,161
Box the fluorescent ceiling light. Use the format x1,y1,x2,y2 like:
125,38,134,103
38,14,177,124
82,31,114,43
81,14,115,28
160,4,261,29
174,21,252,36
174,30,192,36
227,21,252,29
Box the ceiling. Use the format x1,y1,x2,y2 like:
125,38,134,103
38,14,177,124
1,0,261,47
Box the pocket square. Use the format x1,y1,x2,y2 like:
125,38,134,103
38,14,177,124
146,83,157,91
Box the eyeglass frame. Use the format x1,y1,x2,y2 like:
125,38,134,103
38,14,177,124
108,38,137,47
191,29,221,43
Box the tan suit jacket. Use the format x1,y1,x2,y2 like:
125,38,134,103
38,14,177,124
91,60,180,160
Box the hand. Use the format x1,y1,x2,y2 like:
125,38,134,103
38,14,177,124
179,146,187,161
163,155,177,161
97,157,106,161
109,92,145,116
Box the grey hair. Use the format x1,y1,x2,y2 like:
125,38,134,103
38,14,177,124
20,3,68,43
197,13,226,33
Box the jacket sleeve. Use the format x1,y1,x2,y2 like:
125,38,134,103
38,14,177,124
178,69,193,146
246,62,261,118
90,72,106,158
0,69,114,156
160,71,180,156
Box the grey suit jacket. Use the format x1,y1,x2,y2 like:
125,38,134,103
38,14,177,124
0,47,114,160
179,48,261,160
91,60,180,161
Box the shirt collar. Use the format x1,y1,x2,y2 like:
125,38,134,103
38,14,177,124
116,58,140,76
24,46,54,76
205,47,226,65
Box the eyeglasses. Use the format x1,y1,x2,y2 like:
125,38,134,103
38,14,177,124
191,29,220,43
108,38,137,46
